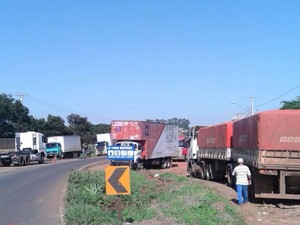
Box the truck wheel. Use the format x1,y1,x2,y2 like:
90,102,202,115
205,164,211,181
161,159,167,169
38,155,45,164
226,165,234,187
20,156,25,166
200,163,206,180
166,158,172,168
25,156,30,166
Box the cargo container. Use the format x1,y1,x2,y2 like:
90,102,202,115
187,122,233,181
232,110,300,200
46,135,81,158
111,120,179,169
187,110,300,200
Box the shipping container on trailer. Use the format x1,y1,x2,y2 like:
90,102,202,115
232,109,300,199
187,122,233,181
111,120,179,169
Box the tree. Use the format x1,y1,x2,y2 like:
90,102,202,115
281,96,300,109
44,115,72,137
146,117,190,130
92,123,111,134
67,113,93,144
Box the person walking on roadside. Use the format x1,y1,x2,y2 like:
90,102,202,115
232,158,251,205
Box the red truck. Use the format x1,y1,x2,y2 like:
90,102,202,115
111,120,179,169
187,110,300,200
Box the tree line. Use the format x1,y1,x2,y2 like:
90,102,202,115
0,94,110,144
1,93,299,143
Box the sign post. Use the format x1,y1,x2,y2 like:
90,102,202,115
106,144,133,222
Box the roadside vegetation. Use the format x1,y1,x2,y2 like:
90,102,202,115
64,170,245,225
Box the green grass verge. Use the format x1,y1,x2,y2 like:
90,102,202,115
64,170,245,225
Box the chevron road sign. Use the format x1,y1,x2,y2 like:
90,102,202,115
105,166,130,195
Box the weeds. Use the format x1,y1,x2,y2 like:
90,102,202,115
64,170,245,225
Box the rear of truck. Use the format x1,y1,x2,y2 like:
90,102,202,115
0,138,15,166
233,110,300,200
191,122,233,182
111,120,178,169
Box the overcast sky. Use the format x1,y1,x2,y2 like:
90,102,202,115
1,0,300,126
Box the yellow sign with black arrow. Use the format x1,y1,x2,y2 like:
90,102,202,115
105,166,130,195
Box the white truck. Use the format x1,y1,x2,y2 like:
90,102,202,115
95,133,112,156
46,135,81,158
16,131,46,153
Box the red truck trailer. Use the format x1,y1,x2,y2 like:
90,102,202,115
232,110,300,200
187,122,233,182
188,110,300,200
111,120,179,169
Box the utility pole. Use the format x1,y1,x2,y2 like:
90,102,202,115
250,96,255,115
15,93,27,104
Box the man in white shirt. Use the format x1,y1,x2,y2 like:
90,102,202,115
232,158,251,205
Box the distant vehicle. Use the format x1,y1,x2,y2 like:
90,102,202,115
11,149,45,166
173,136,188,161
1,131,47,167
95,133,112,156
111,120,179,169
16,131,46,153
0,138,15,166
46,135,81,158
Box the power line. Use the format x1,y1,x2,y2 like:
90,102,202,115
256,84,300,109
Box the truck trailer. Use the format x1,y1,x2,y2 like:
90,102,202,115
111,120,179,169
187,110,300,200
46,135,82,158
0,138,15,166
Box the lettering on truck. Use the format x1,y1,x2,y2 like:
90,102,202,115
206,138,216,144
279,136,300,143
239,135,248,145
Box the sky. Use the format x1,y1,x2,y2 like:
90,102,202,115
1,0,300,126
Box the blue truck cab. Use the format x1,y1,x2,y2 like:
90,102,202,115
46,142,62,158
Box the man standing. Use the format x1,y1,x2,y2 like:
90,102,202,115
232,158,251,205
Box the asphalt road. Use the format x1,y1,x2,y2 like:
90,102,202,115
0,157,107,225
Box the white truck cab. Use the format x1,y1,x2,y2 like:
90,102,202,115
115,141,142,170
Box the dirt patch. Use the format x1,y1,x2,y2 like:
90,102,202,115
86,160,300,225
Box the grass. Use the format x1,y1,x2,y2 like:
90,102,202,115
64,170,245,225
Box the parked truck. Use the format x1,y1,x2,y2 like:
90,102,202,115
95,133,112,156
0,138,15,166
173,135,188,161
1,132,47,166
187,110,300,200
111,120,179,169
46,135,82,158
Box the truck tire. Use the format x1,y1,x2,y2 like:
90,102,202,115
25,156,30,166
161,159,167,169
226,165,234,187
166,158,172,168
205,164,212,181
200,163,206,180
38,155,45,164
20,156,25,166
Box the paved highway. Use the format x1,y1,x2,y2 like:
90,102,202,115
0,157,107,225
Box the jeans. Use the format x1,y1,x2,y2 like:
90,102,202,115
236,184,248,205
